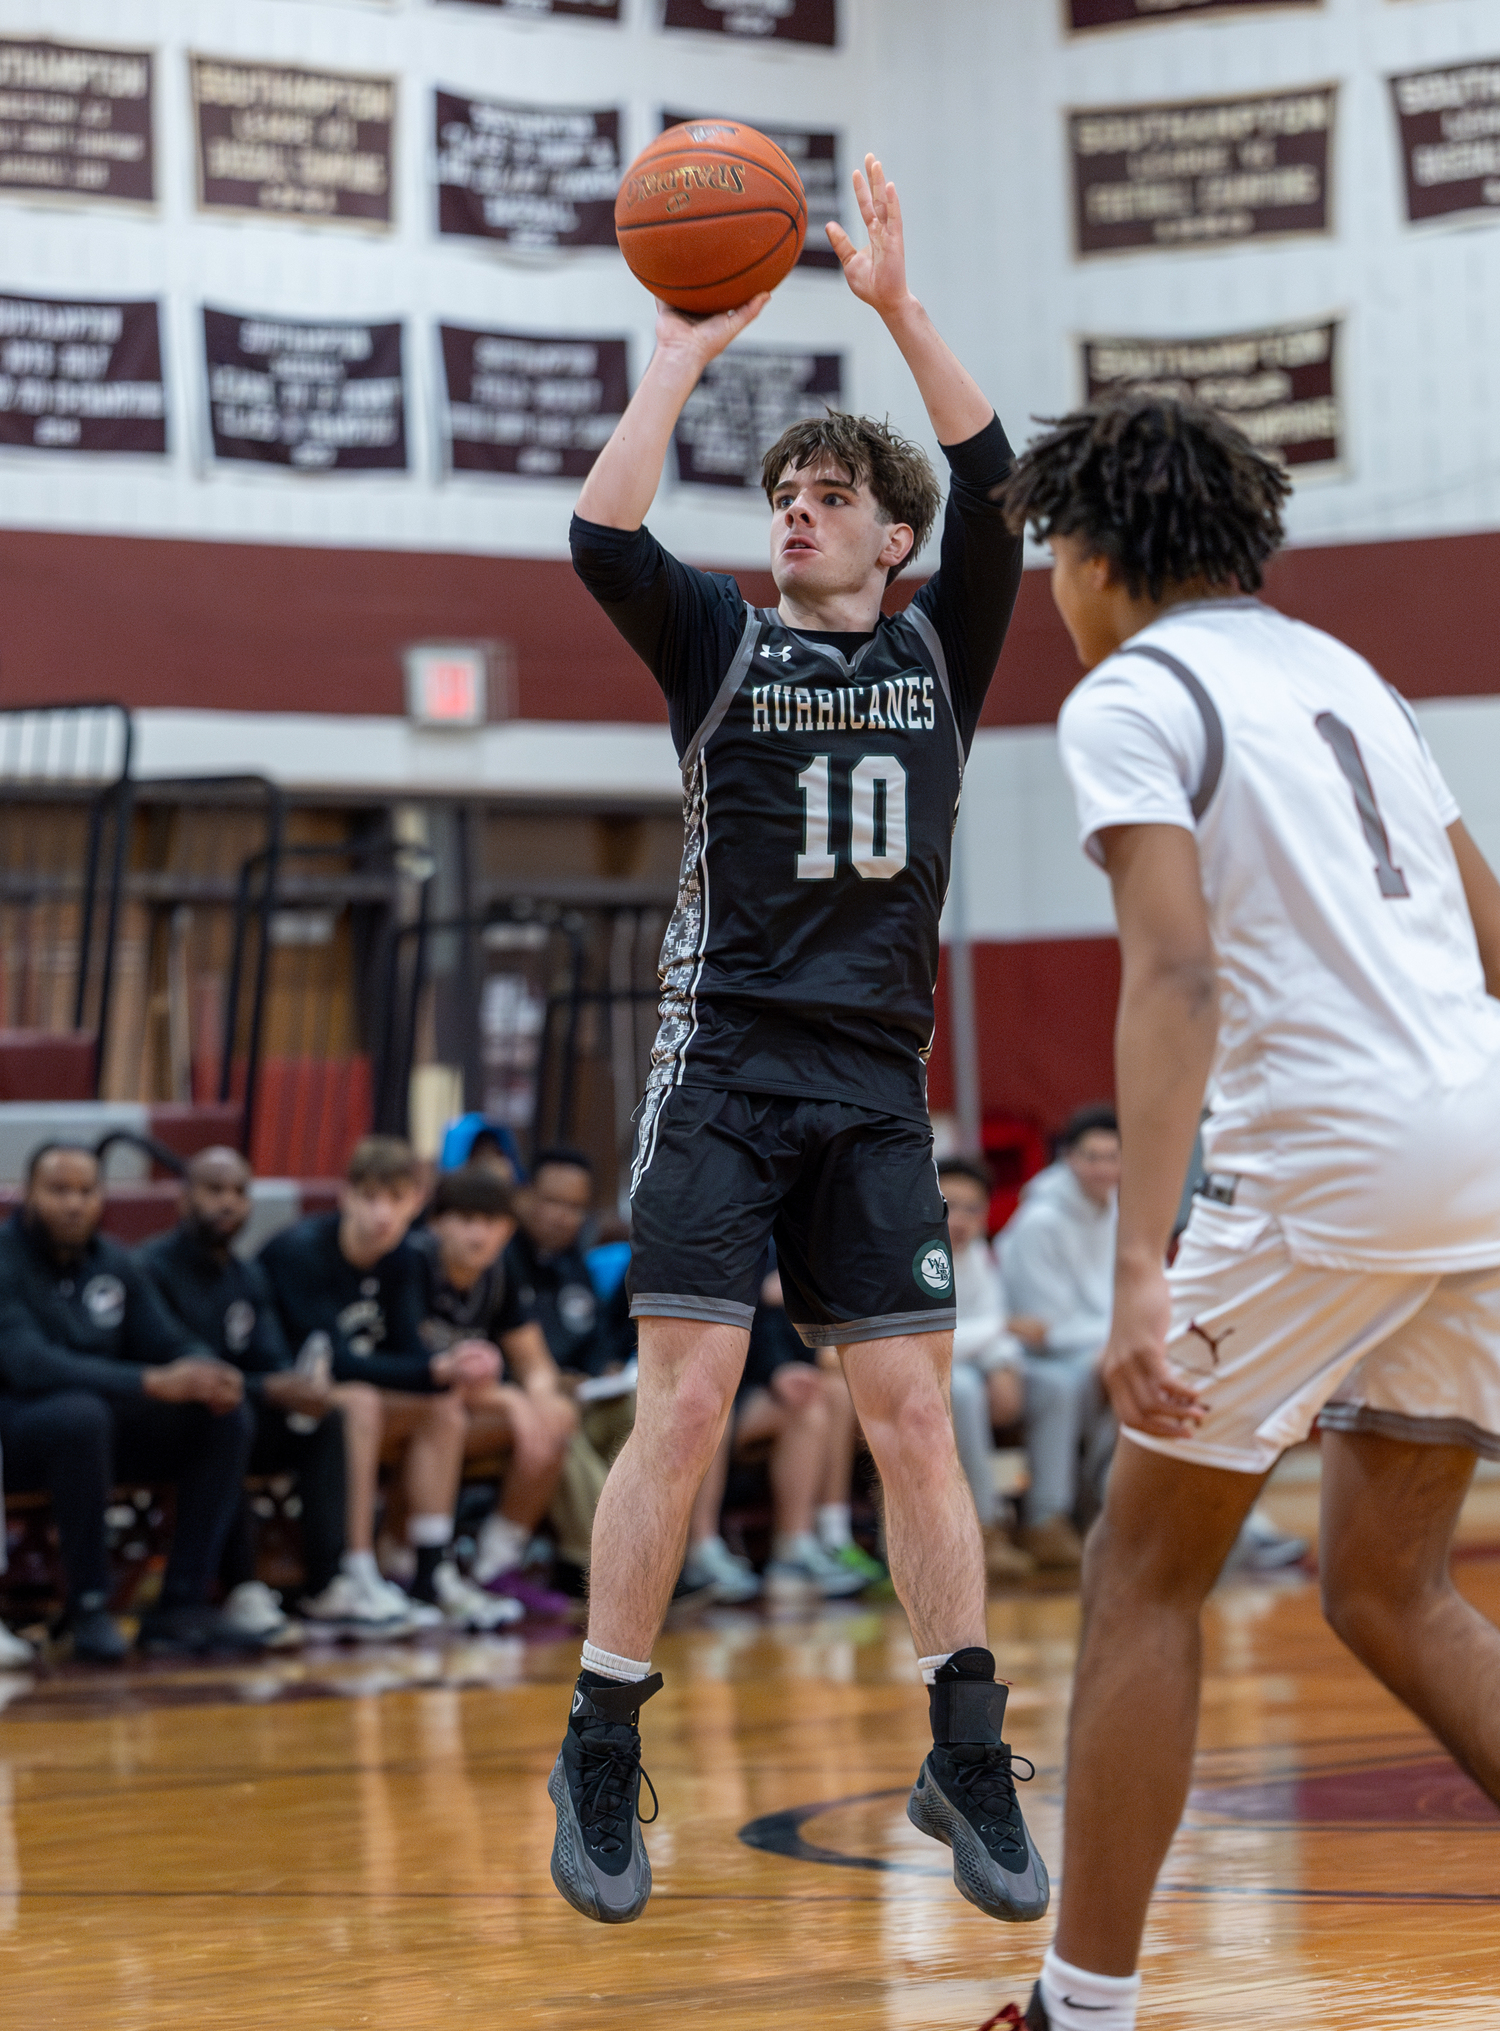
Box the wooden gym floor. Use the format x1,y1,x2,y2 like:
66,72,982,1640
1,1462,1498,2029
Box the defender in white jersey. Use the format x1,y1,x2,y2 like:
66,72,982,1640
984,398,1500,2031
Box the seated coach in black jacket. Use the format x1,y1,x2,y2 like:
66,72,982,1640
0,1144,255,1660
139,1147,351,1635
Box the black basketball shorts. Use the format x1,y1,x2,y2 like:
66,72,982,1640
627,1083,956,1346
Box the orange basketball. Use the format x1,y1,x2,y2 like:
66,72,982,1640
614,121,808,314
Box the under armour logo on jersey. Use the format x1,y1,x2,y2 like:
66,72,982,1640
759,644,792,662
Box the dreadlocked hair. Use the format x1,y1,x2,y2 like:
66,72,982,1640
761,411,941,582
997,395,1291,599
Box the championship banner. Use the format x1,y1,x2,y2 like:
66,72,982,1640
662,0,837,46
436,93,621,249
0,37,154,205
440,326,628,478
1083,318,1341,469
663,111,840,268
434,0,620,15
1068,0,1317,28
0,294,165,454
1389,60,1500,227
1070,85,1335,256
674,349,842,489
203,309,406,471
191,55,395,228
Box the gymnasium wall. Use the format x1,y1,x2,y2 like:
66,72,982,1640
4,0,1500,1132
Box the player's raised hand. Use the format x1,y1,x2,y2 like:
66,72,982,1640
828,155,911,317
1099,1266,1209,1440
653,293,770,366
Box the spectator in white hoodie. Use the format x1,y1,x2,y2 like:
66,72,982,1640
938,1157,1035,1580
998,1105,1122,1568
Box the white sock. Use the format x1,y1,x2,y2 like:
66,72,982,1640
341,1550,379,1583
580,1641,652,1683
1040,1948,1141,2031
773,1530,817,1564
917,1651,955,1685
694,1533,727,1557
473,1513,528,1582
406,1513,453,1549
817,1502,852,1550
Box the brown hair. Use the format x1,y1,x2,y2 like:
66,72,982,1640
430,1168,514,1220
761,412,941,582
345,1135,419,1190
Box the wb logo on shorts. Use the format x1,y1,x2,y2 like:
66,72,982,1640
912,1242,952,1296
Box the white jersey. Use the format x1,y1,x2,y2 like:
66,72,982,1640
1058,596,1500,1273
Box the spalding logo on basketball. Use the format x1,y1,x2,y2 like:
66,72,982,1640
614,120,808,314
913,1243,953,1296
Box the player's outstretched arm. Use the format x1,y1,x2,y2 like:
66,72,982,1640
1098,823,1219,1441
827,155,992,447
576,295,769,530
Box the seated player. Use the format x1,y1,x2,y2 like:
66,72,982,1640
683,1261,869,1603
550,155,1047,1931
989,394,1500,2031
259,1136,499,1636
998,1109,1122,1569
505,1148,637,1585
411,1167,577,1619
0,1144,254,1660
937,1156,1034,1581
138,1145,366,1647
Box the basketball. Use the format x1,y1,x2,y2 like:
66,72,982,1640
614,120,808,315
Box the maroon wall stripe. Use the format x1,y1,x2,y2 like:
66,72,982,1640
928,936,1120,1131
1,524,1497,725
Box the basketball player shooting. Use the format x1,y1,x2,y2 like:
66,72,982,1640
547,157,1050,1929
985,396,1500,2031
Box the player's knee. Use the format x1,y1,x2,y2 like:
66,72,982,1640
335,1382,382,1436
647,1367,732,1478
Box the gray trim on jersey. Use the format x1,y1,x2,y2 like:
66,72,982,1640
679,604,763,776
762,606,883,678
1317,1401,1500,1462
629,1292,756,1330
1119,643,1225,820
794,1305,958,1348
1383,682,1424,747
903,602,966,785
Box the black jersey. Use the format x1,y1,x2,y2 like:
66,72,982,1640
571,414,1020,1132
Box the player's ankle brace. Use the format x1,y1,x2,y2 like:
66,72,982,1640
575,1669,665,1725
928,1646,1007,1745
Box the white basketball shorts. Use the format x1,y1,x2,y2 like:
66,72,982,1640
1126,1192,1500,1475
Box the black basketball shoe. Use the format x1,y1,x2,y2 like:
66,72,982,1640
548,1670,663,1924
906,1649,1050,1923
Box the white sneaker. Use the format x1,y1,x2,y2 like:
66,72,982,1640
0,1620,34,1669
683,1536,761,1604
431,1562,525,1631
382,1574,445,1629
222,1581,304,1650
764,1537,869,1601
300,1571,419,1642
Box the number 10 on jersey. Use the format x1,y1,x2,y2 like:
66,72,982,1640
797,754,909,881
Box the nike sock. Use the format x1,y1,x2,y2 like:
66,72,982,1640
474,1513,529,1583
580,1641,652,1683
1039,1948,1141,2031
341,1550,379,1584
817,1502,853,1551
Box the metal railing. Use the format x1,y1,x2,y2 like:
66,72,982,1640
0,702,134,1094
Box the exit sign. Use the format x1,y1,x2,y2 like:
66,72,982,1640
405,644,488,728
